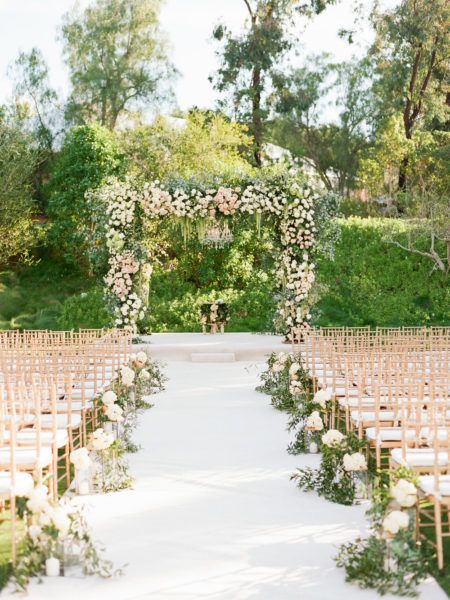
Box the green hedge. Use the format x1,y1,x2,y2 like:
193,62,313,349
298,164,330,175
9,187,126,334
1,218,448,332
314,217,449,327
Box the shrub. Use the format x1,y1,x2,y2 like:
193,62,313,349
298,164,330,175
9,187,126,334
0,120,41,266
314,217,450,327
58,288,113,330
47,124,127,270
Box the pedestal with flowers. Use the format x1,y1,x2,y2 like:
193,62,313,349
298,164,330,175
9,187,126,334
200,300,229,334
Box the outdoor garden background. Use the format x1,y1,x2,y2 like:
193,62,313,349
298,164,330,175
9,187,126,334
0,0,449,595
0,0,448,336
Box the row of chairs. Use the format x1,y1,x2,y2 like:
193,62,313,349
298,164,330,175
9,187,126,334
0,328,132,563
293,326,450,569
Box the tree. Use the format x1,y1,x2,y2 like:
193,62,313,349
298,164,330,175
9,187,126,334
9,48,62,153
0,117,40,265
8,48,65,212
47,124,127,270
271,58,372,193
61,0,175,130
212,0,337,166
370,0,449,189
122,110,253,181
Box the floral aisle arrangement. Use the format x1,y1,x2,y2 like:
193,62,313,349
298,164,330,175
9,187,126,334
291,430,370,505
86,172,323,337
286,386,334,454
200,300,229,333
98,349,167,454
257,353,334,454
335,468,428,596
70,349,166,494
256,352,311,413
13,484,117,590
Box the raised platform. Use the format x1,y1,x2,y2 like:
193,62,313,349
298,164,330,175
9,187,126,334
135,332,287,362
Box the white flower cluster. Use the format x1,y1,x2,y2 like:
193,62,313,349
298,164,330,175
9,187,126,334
343,452,367,472
313,388,333,409
102,390,124,422
70,447,92,471
381,479,417,537
390,478,417,508
93,176,318,335
120,365,135,386
89,428,115,451
383,510,409,536
305,410,324,431
322,429,345,447
26,484,71,538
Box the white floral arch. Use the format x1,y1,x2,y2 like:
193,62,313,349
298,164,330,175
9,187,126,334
87,173,319,338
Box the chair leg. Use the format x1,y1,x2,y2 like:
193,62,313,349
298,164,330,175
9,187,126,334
10,494,16,565
434,499,444,570
65,442,71,488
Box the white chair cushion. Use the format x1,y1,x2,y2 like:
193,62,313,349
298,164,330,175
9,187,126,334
419,475,450,497
0,471,34,496
0,447,52,469
3,429,68,448
364,427,446,443
351,410,397,424
366,427,413,442
17,429,68,448
339,397,375,408
391,447,448,468
40,413,82,430
56,399,94,411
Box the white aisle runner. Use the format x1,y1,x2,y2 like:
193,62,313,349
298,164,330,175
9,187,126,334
8,358,446,599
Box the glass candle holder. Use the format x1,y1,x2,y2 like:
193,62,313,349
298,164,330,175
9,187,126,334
75,467,92,496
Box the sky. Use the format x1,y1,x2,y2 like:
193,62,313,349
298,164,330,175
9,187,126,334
0,0,385,114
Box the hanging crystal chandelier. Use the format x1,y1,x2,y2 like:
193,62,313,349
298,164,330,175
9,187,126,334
199,220,234,249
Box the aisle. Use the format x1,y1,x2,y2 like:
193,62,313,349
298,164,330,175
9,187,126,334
10,359,445,600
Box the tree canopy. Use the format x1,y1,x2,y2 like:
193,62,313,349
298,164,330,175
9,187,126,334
61,0,175,129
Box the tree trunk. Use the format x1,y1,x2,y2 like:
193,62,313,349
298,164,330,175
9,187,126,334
398,122,412,191
398,157,408,191
251,66,263,167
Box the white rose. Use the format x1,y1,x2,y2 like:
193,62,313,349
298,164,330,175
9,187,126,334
26,485,50,514
102,390,117,406
322,429,345,447
313,388,333,408
38,510,52,527
106,403,124,422
51,507,71,538
120,365,135,386
90,428,114,451
278,352,289,364
27,524,42,541
343,452,367,472
289,362,301,376
70,447,92,471
306,411,324,431
136,351,147,364
383,510,409,536
140,369,150,380
390,479,417,508
271,362,283,373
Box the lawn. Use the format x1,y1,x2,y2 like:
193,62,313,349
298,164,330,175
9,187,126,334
0,259,94,331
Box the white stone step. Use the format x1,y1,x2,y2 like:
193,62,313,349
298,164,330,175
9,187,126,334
190,352,236,363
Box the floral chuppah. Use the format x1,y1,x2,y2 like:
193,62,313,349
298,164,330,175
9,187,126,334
86,173,320,338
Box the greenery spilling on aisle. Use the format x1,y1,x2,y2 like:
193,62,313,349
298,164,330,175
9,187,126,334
8,349,166,591
336,468,429,597
257,352,437,596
